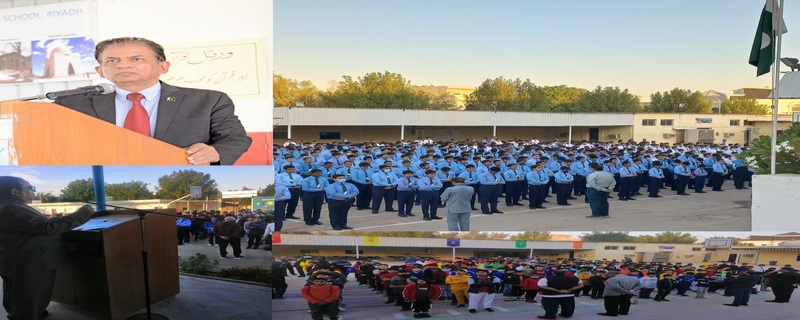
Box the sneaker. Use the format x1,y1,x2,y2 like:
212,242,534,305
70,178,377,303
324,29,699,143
219,256,227,259
413,314,422,319
469,309,477,314
485,308,494,312
234,256,244,259
207,244,214,247
338,307,346,311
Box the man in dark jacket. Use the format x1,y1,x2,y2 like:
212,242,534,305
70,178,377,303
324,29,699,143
0,176,101,320
212,216,244,259
537,270,583,319
765,267,800,303
724,271,761,306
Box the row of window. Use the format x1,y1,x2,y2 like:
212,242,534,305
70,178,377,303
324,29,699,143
642,119,747,126
604,246,704,251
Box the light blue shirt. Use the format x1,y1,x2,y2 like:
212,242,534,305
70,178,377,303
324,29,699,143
417,177,443,191
371,171,399,187
459,171,480,185
274,185,292,201
324,182,359,199
554,171,574,183
648,168,665,179
276,172,302,188
674,165,691,176
478,172,504,185
526,171,548,185
301,176,329,192
114,82,161,137
619,166,636,178
396,176,418,191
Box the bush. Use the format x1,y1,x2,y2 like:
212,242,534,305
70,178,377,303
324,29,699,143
739,123,800,174
218,266,269,284
179,253,219,276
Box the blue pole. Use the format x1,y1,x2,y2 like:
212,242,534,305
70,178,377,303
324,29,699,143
92,166,106,210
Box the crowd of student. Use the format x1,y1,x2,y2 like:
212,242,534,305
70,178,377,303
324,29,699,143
273,255,800,320
273,137,753,231
173,209,271,257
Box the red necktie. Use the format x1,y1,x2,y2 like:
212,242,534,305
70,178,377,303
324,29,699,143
124,93,150,136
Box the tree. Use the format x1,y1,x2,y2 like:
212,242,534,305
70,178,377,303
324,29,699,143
425,91,460,110
320,71,429,109
33,192,58,203
580,231,636,242
573,86,642,112
543,85,587,111
465,77,552,112
509,231,551,241
720,97,769,115
647,88,712,113
105,181,153,200
260,184,274,197
155,170,220,200
60,179,95,202
272,74,322,107
634,231,698,244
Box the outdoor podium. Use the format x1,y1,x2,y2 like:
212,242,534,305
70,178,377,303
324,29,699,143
0,101,188,165
52,210,180,320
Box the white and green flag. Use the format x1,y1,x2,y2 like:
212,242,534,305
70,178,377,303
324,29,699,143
749,0,787,77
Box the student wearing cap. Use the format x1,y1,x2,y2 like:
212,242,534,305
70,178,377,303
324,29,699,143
553,166,574,206
276,165,304,220
617,161,637,201
403,277,441,318
323,174,359,231
446,269,471,307
526,165,549,209
396,170,419,218
417,170,444,221
571,156,589,196
301,169,329,226
647,161,665,198
693,164,709,193
478,167,505,215
711,158,729,191
673,160,692,196
467,269,501,313
502,163,525,207
731,155,749,189
351,162,374,211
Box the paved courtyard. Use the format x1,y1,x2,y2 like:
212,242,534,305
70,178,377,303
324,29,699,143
279,188,751,232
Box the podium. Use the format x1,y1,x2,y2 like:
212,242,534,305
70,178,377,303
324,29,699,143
0,101,188,165
53,210,180,320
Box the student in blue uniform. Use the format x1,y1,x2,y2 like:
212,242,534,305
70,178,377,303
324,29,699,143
693,164,709,193
459,164,481,210
324,174,359,230
272,184,292,231
276,165,304,220
672,160,692,196
554,166,574,206
647,161,665,198
478,167,505,214
526,165,548,209
396,170,418,218
371,165,399,214
417,170,444,221
301,169,329,226
711,158,729,191
571,157,589,196
352,162,374,210
617,161,637,201
731,156,749,190
503,163,525,207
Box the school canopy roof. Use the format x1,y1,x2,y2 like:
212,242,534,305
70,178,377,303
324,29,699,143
770,72,800,98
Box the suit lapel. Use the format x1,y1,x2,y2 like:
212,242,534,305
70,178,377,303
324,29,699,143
153,82,185,140
91,94,116,123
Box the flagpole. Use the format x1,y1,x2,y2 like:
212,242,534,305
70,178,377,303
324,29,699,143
770,0,783,175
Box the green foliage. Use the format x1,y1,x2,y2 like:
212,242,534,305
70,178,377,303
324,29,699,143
273,74,321,107
424,91,460,110
105,181,153,200
720,97,769,115
155,170,220,199
218,266,270,284
580,231,636,242
179,253,219,276
647,88,712,113
633,231,698,244
60,178,95,202
320,71,429,109
573,86,642,112
260,184,275,197
509,231,552,241
465,77,552,111
738,122,800,174
34,192,58,203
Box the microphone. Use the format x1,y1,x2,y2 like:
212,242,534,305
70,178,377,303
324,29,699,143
45,83,115,100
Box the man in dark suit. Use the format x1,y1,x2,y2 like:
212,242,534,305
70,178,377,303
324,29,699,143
0,176,100,320
54,37,251,165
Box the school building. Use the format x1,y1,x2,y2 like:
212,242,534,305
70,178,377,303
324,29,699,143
273,234,800,267
274,107,795,145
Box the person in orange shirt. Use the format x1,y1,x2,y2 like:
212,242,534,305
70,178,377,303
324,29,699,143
301,277,341,320
446,269,470,307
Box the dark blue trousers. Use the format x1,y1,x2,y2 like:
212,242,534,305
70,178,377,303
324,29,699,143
528,184,545,208
327,199,353,228
479,184,501,213
647,177,662,196
273,200,286,231
419,190,440,218
397,190,415,216
371,186,396,212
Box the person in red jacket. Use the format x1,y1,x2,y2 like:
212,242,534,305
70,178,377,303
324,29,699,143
301,278,341,320
522,274,542,303
403,277,442,318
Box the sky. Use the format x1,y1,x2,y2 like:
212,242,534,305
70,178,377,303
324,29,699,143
275,0,800,101
0,166,274,195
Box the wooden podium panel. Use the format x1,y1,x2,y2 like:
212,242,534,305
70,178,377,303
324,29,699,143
53,210,180,320
0,101,188,165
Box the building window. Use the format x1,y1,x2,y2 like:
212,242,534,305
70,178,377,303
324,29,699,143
692,247,702,251
623,246,636,250
770,261,779,266
730,120,741,126
660,119,673,126
604,246,619,250
744,120,755,126
642,119,656,126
